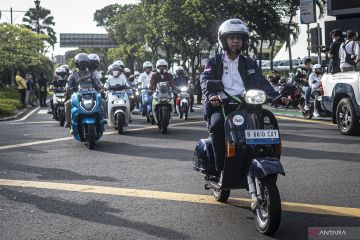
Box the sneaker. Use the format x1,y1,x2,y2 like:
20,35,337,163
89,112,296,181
64,123,71,129
313,110,320,118
304,104,309,111
103,119,108,124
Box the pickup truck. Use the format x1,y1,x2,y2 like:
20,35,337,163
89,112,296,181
321,71,360,135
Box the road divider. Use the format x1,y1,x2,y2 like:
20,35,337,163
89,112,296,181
0,178,358,218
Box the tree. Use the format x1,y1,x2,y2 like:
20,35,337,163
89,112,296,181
0,23,47,85
22,6,56,48
276,0,326,69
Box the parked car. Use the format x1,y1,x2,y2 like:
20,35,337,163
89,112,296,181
321,71,360,135
276,59,302,70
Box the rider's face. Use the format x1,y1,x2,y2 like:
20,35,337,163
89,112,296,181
145,67,151,73
227,34,243,52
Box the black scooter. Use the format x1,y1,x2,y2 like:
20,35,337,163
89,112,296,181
193,81,285,235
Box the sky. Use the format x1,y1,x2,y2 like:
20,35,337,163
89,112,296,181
0,0,139,56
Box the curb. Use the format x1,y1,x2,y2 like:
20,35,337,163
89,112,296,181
0,107,36,122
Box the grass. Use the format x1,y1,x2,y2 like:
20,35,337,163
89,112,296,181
0,87,22,118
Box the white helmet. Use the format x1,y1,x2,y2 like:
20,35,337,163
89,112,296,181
312,64,322,72
124,68,131,74
143,61,153,69
114,60,125,69
156,59,168,73
218,18,250,51
134,71,140,77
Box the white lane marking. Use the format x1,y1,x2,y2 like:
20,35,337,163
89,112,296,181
37,110,48,114
0,120,205,151
8,106,40,123
9,121,56,125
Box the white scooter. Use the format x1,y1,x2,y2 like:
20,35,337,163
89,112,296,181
106,84,131,134
152,82,174,134
175,86,191,120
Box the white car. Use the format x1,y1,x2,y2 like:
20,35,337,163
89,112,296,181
321,71,360,135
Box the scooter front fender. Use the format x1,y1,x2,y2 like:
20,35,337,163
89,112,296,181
248,158,285,178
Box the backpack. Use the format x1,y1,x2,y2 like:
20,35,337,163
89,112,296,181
339,41,356,66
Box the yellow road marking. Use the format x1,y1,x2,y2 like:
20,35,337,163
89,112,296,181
0,120,205,151
0,179,358,218
276,115,335,126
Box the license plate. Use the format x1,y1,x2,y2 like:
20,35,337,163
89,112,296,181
245,130,280,144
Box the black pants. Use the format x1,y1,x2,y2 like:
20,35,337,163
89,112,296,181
209,105,238,171
39,91,47,106
18,89,26,107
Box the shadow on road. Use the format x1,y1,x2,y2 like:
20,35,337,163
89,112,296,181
95,141,193,162
0,188,188,239
228,203,360,240
1,163,117,182
282,147,360,163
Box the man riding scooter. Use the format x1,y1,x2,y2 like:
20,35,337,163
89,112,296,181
201,18,288,182
64,53,106,129
174,66,194,113
49,67,68,118
309,64,323,118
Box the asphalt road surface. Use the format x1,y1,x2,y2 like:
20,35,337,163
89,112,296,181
0,104,359,240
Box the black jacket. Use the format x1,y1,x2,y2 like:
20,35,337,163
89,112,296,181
201,53,279,100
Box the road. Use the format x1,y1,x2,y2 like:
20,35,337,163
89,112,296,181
0,105,359,240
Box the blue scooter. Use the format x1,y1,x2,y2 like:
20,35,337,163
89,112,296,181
70,82,104,149
141,87,153,123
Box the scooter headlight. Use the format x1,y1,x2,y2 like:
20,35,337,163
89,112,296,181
244,90,267,105
81,98,95,111
180,86,188,92
113,99,125,105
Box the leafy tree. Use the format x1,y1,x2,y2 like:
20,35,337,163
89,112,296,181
22,6,56,49
0,23,47,85
276,0,326,69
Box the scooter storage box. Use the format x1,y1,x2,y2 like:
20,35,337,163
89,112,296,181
193,138,216,174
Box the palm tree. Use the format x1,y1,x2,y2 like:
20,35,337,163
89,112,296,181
22,6,56,49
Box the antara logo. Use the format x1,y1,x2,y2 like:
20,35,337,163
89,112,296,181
319,230,347,236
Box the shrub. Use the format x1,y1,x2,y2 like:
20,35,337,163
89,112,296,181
0,87,20,99
0,103,16,117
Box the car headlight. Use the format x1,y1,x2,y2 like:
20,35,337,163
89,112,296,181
244,90,266,104
113,99,125,105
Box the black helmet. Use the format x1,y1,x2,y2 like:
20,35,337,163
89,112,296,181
75,53,89,70
88,53,100,71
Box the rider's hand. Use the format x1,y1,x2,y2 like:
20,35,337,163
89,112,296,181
280,97,290,105
209,95,222,107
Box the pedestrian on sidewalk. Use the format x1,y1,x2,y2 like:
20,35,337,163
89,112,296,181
15,70,27,108
25,72,35,107
38,72,48,107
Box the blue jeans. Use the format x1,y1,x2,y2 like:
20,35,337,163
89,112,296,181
302,86,311,105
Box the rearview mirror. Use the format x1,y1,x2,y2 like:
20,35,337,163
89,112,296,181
206,80,224,93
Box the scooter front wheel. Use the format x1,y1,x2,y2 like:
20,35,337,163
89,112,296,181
87,124,96,150
213,189,230,203
117,113,125,135
254,175,281,235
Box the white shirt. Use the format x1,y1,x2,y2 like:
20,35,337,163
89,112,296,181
309,73,322,90
221,54,246,98
339,40,359,68
139,72,152,88
104,73,129,90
